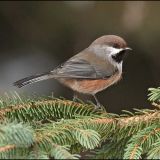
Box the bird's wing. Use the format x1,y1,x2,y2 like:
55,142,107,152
52,52,118,79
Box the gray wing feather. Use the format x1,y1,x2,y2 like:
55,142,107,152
52,56,117,79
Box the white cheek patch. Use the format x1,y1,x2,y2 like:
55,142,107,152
88,44,123,73
102,46,123,56
89,44,123,56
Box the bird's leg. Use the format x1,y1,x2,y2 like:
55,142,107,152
73,92,85,104
73,92,78,102
92,94,102,109
92,94,106,112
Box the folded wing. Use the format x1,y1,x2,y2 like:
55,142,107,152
53,54,118,79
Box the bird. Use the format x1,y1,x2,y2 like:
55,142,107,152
13,35,132,109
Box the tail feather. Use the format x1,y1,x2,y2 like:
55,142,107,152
13,72,53,88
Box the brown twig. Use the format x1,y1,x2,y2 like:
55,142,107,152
0,99,160,127
0,145,15,152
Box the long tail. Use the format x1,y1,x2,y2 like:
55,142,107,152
13,72,54,88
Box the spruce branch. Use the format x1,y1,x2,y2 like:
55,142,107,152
27,150,49,159
50,144,80,159
0,122,34,159
124,125,160,159
0,86,160,159
0,99,102,122
73,129,101,149
147,138,160,159
0,145,15,152
148,87,160,103
0,122,34,147
0,146,29,159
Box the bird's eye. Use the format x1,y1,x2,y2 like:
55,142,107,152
113,43,120,48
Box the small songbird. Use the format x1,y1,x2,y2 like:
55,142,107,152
14,35,132,109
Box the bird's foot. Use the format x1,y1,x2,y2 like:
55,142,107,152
73,96,78,102
93,103,107,112
73,95,85,104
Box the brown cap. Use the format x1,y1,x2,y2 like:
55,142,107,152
90,35,127,49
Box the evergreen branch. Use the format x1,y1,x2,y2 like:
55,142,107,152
32,117,113,157
114,109,160,140
34,119,102,150
152,102,160,109
73,129,100,149
0,122,34,147
0,87,160,159
27,150,49,159
147,138,160,159
118,110,159,126
0,122,34,159
89,138,129,159
34,109,160,148
0,121,81,159
34,126,76,158
50,144,80,159
2,99,158,129
33,109,160,158
148,87,160,102
33,108,160,159
124,125,160,159
0,93,159,130
35,125,75,148
0,99,102,122
0,145,29,159
0,145,15,152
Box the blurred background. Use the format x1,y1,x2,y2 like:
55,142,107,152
0,1,159,113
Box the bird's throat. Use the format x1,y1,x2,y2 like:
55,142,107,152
112,50,127,63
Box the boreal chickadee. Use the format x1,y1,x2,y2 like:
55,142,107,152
14,35,132,109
